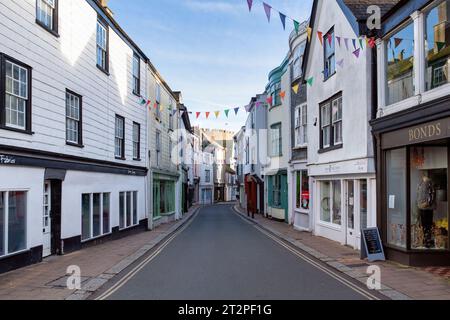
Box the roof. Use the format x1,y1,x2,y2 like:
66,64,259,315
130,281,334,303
342,0,401,21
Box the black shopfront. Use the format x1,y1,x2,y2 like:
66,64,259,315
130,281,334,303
372,96,450,266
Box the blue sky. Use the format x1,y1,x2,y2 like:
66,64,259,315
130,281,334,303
109,0,313,132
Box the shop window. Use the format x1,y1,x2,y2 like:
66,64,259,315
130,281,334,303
425,0,450,91
360,180,368,230
153,181,175,217
81,193,111,241
386,22,415,105
295,171,309,211
0,191,27,256
119,191,138,229
320,181,341,225
410,147,448,250
272,175,282,207
386,148,407,248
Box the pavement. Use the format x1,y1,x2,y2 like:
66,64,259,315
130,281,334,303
0,206,199,300
234,205,450,300
94,203,386,300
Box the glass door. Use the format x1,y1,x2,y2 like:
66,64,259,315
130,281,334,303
43,181,51,257
345,180,357,248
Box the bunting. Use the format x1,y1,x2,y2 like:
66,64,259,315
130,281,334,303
317,31,323,46
306,77,314,86
263,2,271,22
280,91,286,100
196,112,201,119
214,111,220,118
225,109,230,117
234,107,240,115
266,96,273,105
205,112,210,119
306,26,312,41
337,59,344,68
336,36,341,47
279,12,286,30
394,38,403,48
294,20,300,34
247,0,253,12
353,48,361,58
292,83,299,94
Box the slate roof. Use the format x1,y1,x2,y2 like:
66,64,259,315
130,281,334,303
342,0,401,21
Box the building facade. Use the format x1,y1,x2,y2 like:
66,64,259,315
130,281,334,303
0,0,152,273
372,0,450,266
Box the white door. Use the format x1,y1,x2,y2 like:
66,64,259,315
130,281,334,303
345,180,357,248
43,181,51,257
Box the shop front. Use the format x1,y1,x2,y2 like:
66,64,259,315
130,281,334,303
153,173,178,225
266,170,288,222
374,115,450,266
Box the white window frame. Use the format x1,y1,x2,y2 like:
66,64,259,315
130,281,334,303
293,42,306,80
36,0,56,31
320,103,331,149
332,97,342,145
0,190,28,257
115,116,125,158
132,122,140,160
295,104,308,148
81,193,111,242
5,60,28,130
66,91,81,145
132,54,140,95
96,20,108,71
118,191,138,231
270,123,282,157
318,180,342,227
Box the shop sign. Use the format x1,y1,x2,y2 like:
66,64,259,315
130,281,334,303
0,155,16,165
361,227,386,262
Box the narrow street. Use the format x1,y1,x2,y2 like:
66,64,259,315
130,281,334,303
95,204,381,300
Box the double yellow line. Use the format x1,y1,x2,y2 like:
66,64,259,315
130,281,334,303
95,210,200,300
235,212,382,301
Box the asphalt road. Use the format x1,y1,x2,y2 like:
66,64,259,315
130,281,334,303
99,204,376,300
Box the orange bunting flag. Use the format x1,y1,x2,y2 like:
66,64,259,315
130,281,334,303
317,31,323,46
214,111,220,118
280,91,286,100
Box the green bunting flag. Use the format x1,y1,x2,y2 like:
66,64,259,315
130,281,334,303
359,38,364,50
436,42,446,51
225,109,230,117
306,77,314,86
294,20,300,34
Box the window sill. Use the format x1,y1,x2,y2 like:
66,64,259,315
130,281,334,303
318,144,343,154
323,71,336,82
36,20,59,38
0,126,34,135
133,158,142,162
317,221,342,231
96,64,110,76
66,142,84,148
293,145,307,150
132,91,141,97
115,156,126,161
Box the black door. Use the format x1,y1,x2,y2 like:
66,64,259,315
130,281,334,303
50,180,62,255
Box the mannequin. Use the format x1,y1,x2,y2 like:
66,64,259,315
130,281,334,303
416,172,435,248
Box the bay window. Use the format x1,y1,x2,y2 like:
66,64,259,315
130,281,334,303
0,191,27,257
81,193,110,241
425,0,450,91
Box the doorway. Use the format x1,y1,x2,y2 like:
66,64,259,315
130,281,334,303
42,181,51,257
42,180,62,257
345,180,357,248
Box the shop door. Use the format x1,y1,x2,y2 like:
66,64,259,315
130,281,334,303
345,180,357,248
43,181,51,257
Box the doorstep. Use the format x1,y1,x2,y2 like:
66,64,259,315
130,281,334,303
233,205,450,300
0,205,200,300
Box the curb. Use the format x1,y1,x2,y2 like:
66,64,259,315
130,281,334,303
66,206,201,300
232,205,412,301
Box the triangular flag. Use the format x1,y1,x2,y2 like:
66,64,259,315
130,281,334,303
327,33,332,47
292,84,299,94
224,109,230,117
234,107,240,115
394,38,403,48
317,31,323,46
306,77,314,86
280,91,286,100
337,59,344,68
352,39,357,50
336,36,341,47
205,112,210,119
294,21,300,35
255,101,261,107
436,42,446,51
146,100,151,107
247,0,253,12
214,111,220,118
306,26,312,41
353,48,361,58
279,13,286,30
368,37,376,49
154,102,158,109
344,38,349,50
140,99,146,105
359,38,364,50
263,2,271,23
196,112,201,119
266,96,273,105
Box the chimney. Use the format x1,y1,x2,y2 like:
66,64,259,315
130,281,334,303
99,0,114,17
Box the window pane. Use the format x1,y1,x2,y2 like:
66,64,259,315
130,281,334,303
321,182,331,222
410,147,448,250
425,1,450,91
348,181,355,229
332,181,342,225
386,148,407,248
360,180,368,230
0,192,4,256
126,192,132,227
103,193,110,234
133,192,138,225
82,194,91,241
386,23,415,105
8,191,27,254
301,171,309,210
93,194,101,238
119,192,125,229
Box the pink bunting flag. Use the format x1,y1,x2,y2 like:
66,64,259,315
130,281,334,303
336,36,341,47
263,2,271,23
353,48,361,58
266,96,273,105
337,59,344,68
247,0,253,12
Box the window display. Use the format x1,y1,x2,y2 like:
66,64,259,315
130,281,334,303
386,148,407,248
410,147,448,250
296,171,309,210
320,181,331,223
